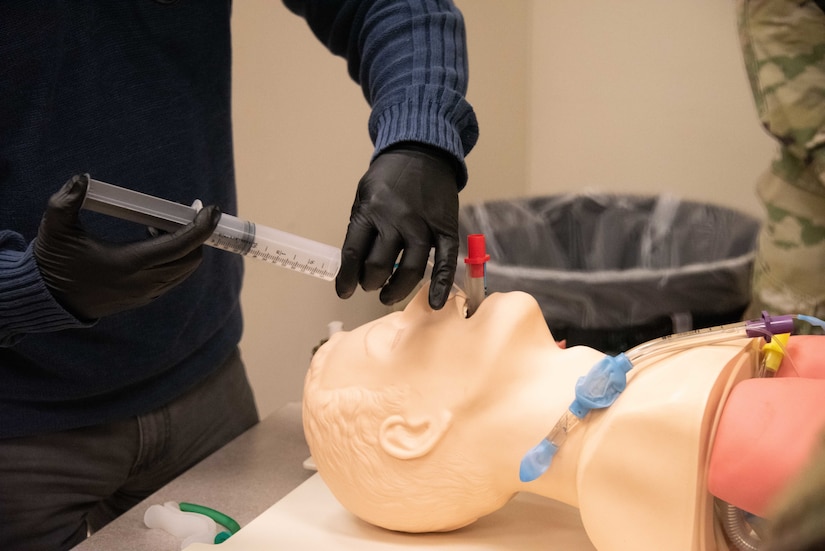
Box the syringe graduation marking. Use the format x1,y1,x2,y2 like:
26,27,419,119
209,234,252,253
246,247,335,277
206,229,338,278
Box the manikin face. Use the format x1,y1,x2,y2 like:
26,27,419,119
303,286,601,533
311,284,558,401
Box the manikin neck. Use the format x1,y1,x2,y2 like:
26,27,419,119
510,339,757,551
508,344,607,508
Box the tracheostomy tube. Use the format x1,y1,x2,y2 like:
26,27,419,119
518,311,824,483
81,177,341,281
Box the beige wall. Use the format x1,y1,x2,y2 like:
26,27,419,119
460,0,531,203
232,0,384,418
232,0,777,418
527,0,776,213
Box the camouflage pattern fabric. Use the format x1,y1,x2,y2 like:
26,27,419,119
762,429,825,551
737,0,825,328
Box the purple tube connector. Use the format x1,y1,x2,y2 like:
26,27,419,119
745,311,795,341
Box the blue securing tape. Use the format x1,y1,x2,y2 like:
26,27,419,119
569,353,633,418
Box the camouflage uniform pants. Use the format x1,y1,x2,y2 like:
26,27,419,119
738,0,825,327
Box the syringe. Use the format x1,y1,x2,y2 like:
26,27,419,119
81,177,341,281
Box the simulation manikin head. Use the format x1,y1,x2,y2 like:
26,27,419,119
302,285,605,533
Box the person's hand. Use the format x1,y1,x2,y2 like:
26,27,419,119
336,143,460,310
34,174,221,320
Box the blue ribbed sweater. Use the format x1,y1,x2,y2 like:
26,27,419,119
0,0,478,438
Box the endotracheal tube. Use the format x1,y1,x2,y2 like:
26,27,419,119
463,234,489,318
518,312,825,484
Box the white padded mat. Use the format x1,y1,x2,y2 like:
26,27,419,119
186,474,596,550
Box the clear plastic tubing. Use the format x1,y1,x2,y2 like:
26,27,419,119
83,178,341,281
624,313,795,365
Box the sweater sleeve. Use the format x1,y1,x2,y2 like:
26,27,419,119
282,0,479,187
0,231,88,347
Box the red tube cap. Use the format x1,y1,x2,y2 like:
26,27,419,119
464,234,490,278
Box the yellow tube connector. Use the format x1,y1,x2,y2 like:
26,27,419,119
761,333,790,376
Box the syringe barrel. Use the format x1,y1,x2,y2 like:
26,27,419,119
212,214,341,281
83,178,341,281
205,213,255,255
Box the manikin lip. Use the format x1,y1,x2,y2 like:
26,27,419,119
448,287,483,320
456,292,470,318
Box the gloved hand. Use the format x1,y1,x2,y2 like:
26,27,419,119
336,143,460,310
34,174,221,320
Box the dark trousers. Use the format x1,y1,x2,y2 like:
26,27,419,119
0,348,259,551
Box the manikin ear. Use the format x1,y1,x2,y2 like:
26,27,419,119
379,410,453,460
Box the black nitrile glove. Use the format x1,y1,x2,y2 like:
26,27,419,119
336,143,460,310
34,174,221,320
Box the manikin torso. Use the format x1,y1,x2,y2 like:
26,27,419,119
552,341,757,551
455,327,757,551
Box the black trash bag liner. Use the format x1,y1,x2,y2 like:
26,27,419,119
458,194,761,354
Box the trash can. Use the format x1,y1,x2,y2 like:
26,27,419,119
458,193,761,355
